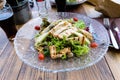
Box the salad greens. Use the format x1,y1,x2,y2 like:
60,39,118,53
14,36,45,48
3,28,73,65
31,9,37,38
74,20,86,29
35,34,89,59
67,0,77,3
34,18,93,60
67,18,86,29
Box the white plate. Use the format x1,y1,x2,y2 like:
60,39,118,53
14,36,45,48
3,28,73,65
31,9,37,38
14,12,110,73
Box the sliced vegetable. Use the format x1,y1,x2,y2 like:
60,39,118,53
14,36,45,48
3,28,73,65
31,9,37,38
35,32,49,47
35,25,40,30
61,54,67,59
40,18,50,28
85,27,89,32
40,20,62,34
73,17,78,21
90,42,98,48
38,53,45,60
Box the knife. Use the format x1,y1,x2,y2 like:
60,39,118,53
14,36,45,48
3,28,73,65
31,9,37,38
111,21,120,48
114,27,120,42
103,18,119,49
109,29,119,49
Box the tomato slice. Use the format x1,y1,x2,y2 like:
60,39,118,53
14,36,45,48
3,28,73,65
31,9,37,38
73,17,78,21
35,25,40,30
90,42,98,48
38,53,45,60
37,0,43,2
85,27,89,32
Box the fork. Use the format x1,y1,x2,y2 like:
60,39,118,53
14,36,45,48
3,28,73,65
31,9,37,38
103,18,119,49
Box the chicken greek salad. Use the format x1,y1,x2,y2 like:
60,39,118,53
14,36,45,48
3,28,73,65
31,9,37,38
34,18,98,60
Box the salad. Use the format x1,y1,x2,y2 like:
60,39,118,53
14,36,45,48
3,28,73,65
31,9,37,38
34,18,98,60
67,0,77,3
67,0,84,3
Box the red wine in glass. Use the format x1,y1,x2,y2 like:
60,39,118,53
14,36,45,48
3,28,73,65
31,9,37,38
0,4,17,39
55,0,66,12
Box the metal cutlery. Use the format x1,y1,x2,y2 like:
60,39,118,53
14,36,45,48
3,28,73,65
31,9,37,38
114,27,120,42
103,18,119,49
111,21,120,47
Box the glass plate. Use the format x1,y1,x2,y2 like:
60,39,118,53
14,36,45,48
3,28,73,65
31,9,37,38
50,0,87,5
14,12,110,73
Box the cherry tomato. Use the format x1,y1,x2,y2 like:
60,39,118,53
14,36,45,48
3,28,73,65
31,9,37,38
90,42,98,48
85,27,89,32
38,53,45,60
73,17,78,21
37,0,43,2
35,25,40,30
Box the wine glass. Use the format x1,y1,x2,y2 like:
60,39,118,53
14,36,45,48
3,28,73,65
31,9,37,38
0,4,17,40
55,0,66,12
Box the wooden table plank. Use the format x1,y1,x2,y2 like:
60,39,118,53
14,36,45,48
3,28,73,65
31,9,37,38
0,42,23,80
0,41,115,80
17,64,57,80
57,58,114,80
0,28,9,55
105,48,120,80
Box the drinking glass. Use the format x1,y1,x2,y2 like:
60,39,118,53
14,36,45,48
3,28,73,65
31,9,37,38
7,0,32,25
36,0,51,18
55,0,66,12
0,4,17,39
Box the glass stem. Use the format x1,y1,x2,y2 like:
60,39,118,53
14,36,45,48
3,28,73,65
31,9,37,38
15,0,19,5
35,0,41,16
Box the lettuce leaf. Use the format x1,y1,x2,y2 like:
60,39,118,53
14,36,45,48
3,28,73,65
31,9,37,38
72,45,89,57
74,20,86,29
41,34,89,57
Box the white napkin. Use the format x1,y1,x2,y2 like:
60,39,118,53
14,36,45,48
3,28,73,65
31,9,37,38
88,0,120,17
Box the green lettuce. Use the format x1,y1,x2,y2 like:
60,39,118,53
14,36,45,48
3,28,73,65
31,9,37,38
74,20,86,29
39,34,89,58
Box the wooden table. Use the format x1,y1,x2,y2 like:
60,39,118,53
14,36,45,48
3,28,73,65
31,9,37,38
0,2,120,80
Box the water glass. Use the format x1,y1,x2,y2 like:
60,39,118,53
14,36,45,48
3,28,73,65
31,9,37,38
36,0,51,17
0,4,17,39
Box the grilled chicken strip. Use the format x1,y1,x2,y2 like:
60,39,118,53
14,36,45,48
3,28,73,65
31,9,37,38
73,31,90,44
58,28,74,39
50,21,72,34
41,20,62,34
79,29,93,41
52,27,68,37
68,37,86,45
57,48,73,58
49,46,73,59
49,45,57,59
58,27,78,39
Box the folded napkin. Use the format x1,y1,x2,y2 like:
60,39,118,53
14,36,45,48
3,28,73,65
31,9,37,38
88,0,120,18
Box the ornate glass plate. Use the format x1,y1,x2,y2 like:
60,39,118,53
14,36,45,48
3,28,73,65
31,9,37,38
14,12,110,73
50,0,87,5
